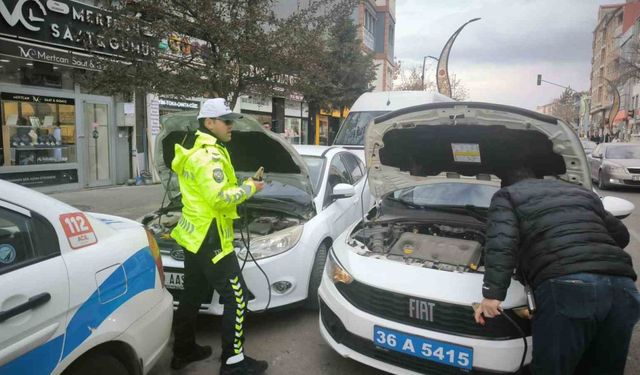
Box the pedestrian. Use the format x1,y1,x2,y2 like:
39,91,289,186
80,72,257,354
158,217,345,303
170,98,268,375
474,165,640,375
262,121,271,131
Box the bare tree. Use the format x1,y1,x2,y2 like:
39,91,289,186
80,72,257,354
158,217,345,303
394,65,433,91
618,40,640,85
394,63,469,101
449,74,469,101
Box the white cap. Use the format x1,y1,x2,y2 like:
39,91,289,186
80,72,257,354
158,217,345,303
197,98,243,120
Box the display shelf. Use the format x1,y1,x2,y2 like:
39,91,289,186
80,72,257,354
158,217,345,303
10,145,72,150
4,125,74,128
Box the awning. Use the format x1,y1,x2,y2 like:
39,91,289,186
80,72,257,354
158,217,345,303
613,110,628,123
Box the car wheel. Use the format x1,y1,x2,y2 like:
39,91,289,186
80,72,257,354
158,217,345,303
63,352,129,375
305,242,329,310
598,171,608,190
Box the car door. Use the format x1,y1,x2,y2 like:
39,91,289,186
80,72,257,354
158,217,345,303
0,201,69,374
340,152,368,224
322,153,356,238
590,145,604,179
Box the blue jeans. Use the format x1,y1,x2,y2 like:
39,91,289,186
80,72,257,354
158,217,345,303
531,273,640,375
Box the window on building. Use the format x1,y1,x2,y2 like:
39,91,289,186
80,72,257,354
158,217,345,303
365,10,375,33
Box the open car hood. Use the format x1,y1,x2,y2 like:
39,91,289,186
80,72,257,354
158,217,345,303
156,111,314,205
365,102,591,198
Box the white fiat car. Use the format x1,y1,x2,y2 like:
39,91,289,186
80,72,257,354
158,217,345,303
142,112,372,314
318,102,635,374
0,180,172,375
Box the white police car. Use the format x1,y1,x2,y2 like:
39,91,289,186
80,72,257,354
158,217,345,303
319,102,635,374
0,180,173,375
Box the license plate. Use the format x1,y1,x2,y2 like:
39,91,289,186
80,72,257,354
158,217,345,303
373,326,473,370
165,272,185,290
633,175,640,181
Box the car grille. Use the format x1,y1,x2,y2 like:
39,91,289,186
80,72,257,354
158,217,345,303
335,280,530,340
623,180,640,186
320,300,526,375
627,168,640,174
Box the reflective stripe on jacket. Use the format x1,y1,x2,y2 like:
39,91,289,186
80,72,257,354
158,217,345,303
171,130,256,263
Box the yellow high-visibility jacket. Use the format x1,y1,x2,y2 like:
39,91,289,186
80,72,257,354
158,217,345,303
171,130,256,263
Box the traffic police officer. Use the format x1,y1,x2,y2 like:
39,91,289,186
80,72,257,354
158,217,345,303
170,98,268,375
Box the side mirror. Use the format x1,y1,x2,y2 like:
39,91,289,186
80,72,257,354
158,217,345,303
332,183,356,200
602,196,635,219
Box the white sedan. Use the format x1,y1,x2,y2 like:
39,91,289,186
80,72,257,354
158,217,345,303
0,180,172,375
144,115,372,314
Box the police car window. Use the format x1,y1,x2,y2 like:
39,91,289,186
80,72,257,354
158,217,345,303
0,208,60,275
0,207,36,274
341,153,363,183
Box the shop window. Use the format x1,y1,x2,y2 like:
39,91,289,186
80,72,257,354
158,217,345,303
284,117,303,144
318,117,329,145
1,94,77,167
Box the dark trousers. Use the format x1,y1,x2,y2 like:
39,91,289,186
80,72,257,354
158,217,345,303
531,273,640,375
173,246,248,362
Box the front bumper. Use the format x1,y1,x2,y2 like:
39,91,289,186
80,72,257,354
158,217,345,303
161,243,313,315
318,274,532,374
602,172,640,187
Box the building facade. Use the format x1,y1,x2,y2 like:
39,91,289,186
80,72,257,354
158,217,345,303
0,0,149,191
589,1,640,141
357,0,396,92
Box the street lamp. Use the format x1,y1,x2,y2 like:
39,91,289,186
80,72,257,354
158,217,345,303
421,55,439,90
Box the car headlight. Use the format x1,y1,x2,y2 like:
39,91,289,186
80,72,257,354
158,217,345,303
326,249,353,285
237,225,303,261
605,163,626,175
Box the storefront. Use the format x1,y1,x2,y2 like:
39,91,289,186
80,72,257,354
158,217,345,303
316,108,348,145
0,0,149,191
235,95,309,145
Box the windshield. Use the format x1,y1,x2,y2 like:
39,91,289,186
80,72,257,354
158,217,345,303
333,111,388,145
606,145,640,159
302,156,324,194
390,183,499,208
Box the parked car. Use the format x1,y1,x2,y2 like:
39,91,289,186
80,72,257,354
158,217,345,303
0,180,172,375
319,102,635,374
333,91,454,160
142,112,372,314
581,139,597,155
589,142,640,189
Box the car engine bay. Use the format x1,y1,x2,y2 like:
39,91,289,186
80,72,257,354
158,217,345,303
351,221,486,272
144,207,303,242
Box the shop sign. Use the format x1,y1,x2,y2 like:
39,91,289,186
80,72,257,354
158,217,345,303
0,37,104,70
159,97,199,110
0,0,151,58
1,92,74,104
0,169,78,187
147,95,160,136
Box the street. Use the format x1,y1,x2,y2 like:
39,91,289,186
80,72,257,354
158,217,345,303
50,184,640,375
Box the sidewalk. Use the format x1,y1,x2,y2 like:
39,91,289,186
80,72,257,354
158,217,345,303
49,184,166,220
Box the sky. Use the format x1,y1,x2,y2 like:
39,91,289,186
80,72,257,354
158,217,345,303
394,0,623,110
